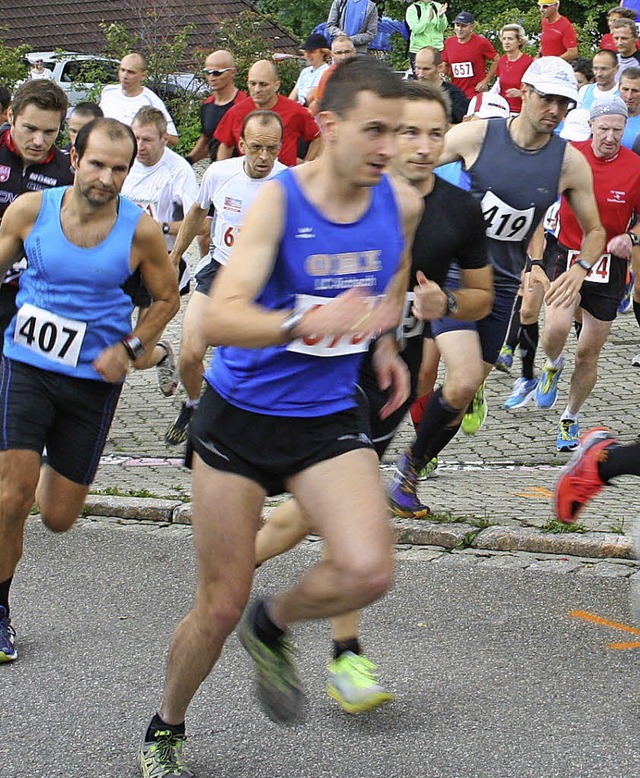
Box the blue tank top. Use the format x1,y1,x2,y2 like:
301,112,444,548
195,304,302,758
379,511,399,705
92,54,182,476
4,186,141,381
468,118,566,290
208,168,404,416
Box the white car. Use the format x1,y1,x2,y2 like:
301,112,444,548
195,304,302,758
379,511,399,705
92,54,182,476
23,51,206,111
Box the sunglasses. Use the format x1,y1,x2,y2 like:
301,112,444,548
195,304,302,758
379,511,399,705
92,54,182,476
203,67,234,77
529,86,575,111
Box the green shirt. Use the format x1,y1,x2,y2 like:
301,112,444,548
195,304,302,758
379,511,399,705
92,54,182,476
405,2,448,53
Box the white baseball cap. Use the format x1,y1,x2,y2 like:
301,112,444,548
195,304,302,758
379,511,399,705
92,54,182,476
559,108,591,141
522,56,579,103
465,92,511,119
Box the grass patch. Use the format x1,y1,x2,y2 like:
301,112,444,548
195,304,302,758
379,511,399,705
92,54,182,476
541,519,586,534
453,530,479,550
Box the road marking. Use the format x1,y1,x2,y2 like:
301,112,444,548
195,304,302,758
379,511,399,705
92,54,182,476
570,609,640,650
514,486,553,499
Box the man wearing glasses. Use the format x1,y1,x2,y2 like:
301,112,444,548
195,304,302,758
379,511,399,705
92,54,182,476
185,50,247,166
389,57,605,519
538,1,578,62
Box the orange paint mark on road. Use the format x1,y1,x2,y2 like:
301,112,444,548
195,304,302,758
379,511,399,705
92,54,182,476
514,486,554,499
608,641,640,650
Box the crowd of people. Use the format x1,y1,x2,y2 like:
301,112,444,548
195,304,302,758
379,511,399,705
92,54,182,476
0,5,639,777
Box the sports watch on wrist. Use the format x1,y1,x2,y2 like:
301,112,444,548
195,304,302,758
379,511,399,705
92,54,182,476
574,257,592,272
281,310,305,341
121,334,145,361
162,222,170,235
443,288,458,316
627,231,640,247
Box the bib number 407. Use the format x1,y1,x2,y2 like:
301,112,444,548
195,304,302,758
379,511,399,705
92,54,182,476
14,304,86,367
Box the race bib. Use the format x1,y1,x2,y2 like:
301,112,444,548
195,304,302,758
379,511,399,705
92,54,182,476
567,250,611,284
398,292,424,342
286,294,373,358
14,303,86,367
481,191,535,242
451,61,474,79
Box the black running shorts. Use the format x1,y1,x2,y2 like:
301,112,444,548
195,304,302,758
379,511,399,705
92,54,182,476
0,356,122,485
188,385,373,496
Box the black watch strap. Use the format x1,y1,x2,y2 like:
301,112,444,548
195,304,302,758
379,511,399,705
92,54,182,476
627,231,640,247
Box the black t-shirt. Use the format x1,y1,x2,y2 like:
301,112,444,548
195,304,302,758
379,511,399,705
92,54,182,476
200,90,247,161
411,175,488,287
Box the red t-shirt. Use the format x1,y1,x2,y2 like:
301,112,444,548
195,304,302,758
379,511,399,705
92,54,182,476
540,15,577,57
496,53,534,114
600,32,640,51
442,34,497,98
559,140,640,253
214,94,320,166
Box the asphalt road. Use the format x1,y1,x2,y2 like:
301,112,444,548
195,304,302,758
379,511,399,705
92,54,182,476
2,518,638,778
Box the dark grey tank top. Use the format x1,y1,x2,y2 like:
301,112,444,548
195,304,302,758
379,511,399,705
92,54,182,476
468,118,566,290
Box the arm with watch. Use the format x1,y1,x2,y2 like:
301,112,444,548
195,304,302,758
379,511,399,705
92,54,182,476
412,265,494,322
93,214,180,383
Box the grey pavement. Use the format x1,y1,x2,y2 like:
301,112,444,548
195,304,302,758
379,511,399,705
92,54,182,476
91,289,640,559
3,518,639,777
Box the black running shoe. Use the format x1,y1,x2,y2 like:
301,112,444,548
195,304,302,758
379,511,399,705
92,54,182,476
165,402,194,446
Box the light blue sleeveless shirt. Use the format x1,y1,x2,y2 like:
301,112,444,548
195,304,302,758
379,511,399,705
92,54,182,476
4,186,142,381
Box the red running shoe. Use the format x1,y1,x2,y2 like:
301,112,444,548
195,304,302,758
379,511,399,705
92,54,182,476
554,427,618,523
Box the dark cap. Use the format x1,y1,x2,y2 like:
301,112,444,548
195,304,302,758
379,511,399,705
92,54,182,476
301,33,329,51
453,12,475,25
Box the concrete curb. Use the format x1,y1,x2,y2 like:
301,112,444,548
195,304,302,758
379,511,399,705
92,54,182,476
83,495,636,560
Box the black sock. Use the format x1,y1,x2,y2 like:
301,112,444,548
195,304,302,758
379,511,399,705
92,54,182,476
145,712,185,742
598,442,640,483
333,638,361,659
252,598,285,647
519,322,539,381
634,299,640,330
0,577,12,616
504,296,522,351
411,387,463,463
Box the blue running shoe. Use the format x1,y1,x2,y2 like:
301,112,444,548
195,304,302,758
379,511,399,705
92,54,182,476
388,452,430,519
503,377,538,410
494,345,513,373
618,272,634,314
535,357,564,409
556,419,580,452
0,606,17,663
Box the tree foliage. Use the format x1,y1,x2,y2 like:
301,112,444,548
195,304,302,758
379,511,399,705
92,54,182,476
0,29,30,88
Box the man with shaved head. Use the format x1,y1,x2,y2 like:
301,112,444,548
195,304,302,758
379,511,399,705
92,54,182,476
185,50,247,165
215,59,320,166
99,52,179,146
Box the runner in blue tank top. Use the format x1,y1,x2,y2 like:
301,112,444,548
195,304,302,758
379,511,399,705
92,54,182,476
0,118,179,665
390,57,607,519
139,58,423,778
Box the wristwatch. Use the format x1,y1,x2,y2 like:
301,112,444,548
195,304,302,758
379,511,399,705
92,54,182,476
162,222,170,235
281,310,305,340
627,231,640,247
574,257,592,272
121,334,145,361
443,288,458,316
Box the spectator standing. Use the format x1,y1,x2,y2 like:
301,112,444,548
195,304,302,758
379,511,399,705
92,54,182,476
538,1,578,62
289,34,331,107
442,12,498,98
185,50,247,166
613,19,640,81
99,53,178,146
414,46,469,123
600,6,639,51
492,24,534,114
406,1,449,72
215,60,320,166
28,59,54,80
326,0,379,55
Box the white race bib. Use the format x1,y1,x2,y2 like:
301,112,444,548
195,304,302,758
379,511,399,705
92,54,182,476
481,191,535,242
451,61,474,78
286,294,373,358
14,303,87,367
566,250,611,284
